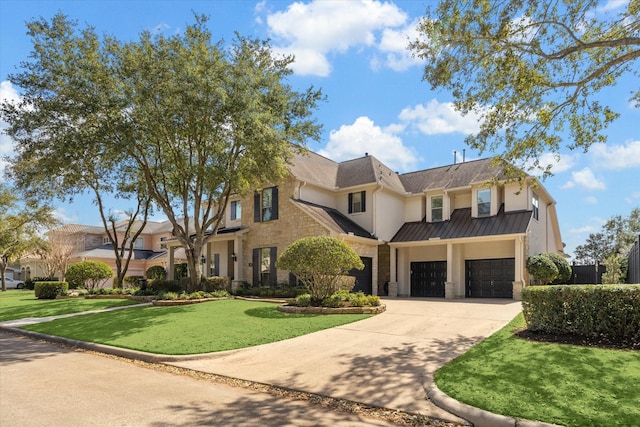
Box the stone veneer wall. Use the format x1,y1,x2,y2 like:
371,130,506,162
241,177,380,290
377,244,390,295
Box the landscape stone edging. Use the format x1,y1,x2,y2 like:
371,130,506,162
426,383,563,427
277,304,386,315
85,295,156,302
151,297,223,306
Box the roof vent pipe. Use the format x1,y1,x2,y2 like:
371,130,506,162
453,150,457,164
463,149,466,163
365,152,369,157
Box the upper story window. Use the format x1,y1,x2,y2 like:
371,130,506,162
477,188,491,217
230,200,241,221
348,191,366,214
160,236,167,250
431,196,443,222
532,193,539,220
133,238,144,250
254,186,279,222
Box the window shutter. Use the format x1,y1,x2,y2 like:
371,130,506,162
269,247,277,285
252,248,259,285
288,272,298,286
271,187,279,220
348,192,353,214
254,192,261,222
361,191,366,213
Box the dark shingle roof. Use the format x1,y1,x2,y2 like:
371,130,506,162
78,245,164,260
290,199,377,240
399,158,506,194
336,155,405,193
391,206,532,243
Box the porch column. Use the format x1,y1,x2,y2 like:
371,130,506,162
167,246,175,281
205,241,212,278
513,236,525,300
232,236,244,290
387,246,398,297
445,242,455,299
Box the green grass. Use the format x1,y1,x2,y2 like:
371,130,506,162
0,290,139,322
23,299,370,354
435,313,640,427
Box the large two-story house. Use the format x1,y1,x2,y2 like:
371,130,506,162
166,149,565,300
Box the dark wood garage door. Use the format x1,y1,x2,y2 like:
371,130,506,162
411,261,446,297
350,257,373,294
466,258,514,298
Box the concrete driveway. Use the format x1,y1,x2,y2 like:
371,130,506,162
169,298,522,424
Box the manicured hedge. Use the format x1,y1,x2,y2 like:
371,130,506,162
522,285,640,342
34,281,69,299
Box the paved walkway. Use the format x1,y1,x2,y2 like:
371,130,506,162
1,297,522,425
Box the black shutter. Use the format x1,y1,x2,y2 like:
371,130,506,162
361,191,366,213
254,192,261,222
289,272,298,286
252,248,259,285
271,187,279,220
270,247,277,285
348,192,353,214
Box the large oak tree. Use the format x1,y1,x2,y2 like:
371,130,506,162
410,0,639,177
2,14,323,289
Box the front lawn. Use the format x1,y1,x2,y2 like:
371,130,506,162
435,313,640,427
23,299,370,354
0,290,139,322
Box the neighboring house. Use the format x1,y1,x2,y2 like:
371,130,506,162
166,150,565,300
20,221,186,286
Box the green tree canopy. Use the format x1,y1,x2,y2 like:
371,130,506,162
410,0,639,177
276,236,363,304
574,207,640,264
0,183,57,291
1,13,324,290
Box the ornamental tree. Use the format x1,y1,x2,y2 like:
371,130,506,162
526,253,559,285
410,0,639,178
276,236,364,305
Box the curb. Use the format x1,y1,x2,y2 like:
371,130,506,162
426,384,563,427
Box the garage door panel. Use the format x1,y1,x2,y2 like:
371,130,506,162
411,261,446,297
466,258,514,298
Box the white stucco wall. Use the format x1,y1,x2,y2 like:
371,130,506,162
504,182,529,212
375,189,406,241
299,183,337,208
405,196,424,222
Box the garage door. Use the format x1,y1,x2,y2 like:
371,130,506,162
411,261,446,297
349,257,373,295
466,258,514,298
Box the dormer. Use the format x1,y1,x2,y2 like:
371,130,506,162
471,184,501,217
425,191,450,222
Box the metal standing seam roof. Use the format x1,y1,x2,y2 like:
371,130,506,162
76,245,166,260
391,206,532,243
289,198,377,240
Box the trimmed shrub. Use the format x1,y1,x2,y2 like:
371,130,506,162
203,276,230,292
150,280,184,294
602,254,624,284
65,261,113,290
34,281,69,299
522,285,640,342
277,236,364,305
25,277,58,291
146,265,167,282
291,293,312,307
546,252,572,284
123,276,144,288
526,253,559,285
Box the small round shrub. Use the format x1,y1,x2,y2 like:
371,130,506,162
146,265,167,282
66,261,113,290
292,293,312,307
34,281,69,299
546,252,572,284
526,254,559,285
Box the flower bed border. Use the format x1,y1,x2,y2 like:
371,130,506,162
85,295,156,302
278,304,386,315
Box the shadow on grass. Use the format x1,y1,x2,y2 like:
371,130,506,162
23,305,188,343
244,306,312,319
0,296,136,322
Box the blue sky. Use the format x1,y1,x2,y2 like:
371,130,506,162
1,0,638,259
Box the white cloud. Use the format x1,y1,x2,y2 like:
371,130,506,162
398,99,482,135
319,116,419,172
569,225,599,234
525,152,577,176
566,167,606,190
585,196,598,205
590,140,640,169
52,207,77,224
264,0,407,76
0,80,22,179
625,191,640,204
376,18,425,71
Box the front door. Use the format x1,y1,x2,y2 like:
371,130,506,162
410,261,446,297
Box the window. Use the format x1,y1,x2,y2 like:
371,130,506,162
254,187,279,222
252,247,277,285
431,196,443,222
348,191,366,214
532,193,539,220
102,237,111,244
133,238,144,250
230,200,241,221
477,188,491,216
210,253,220,276
160,236,167,250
